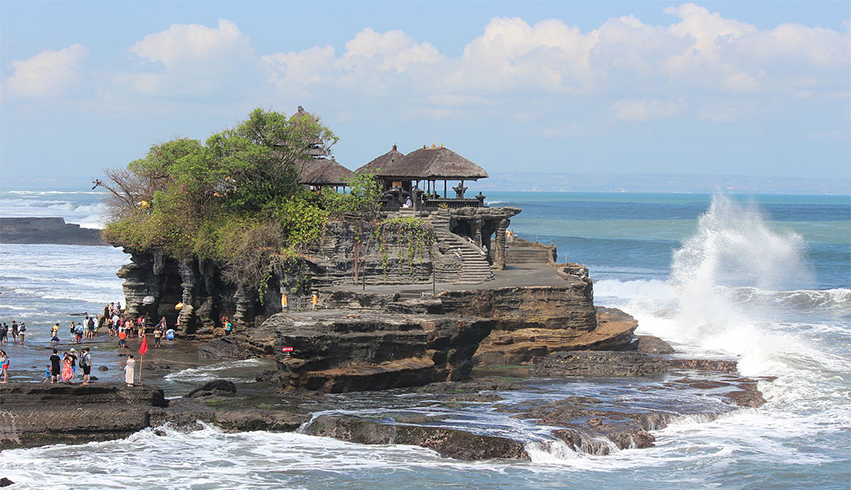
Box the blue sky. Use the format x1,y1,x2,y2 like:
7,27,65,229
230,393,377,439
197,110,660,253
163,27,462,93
1,1,849,187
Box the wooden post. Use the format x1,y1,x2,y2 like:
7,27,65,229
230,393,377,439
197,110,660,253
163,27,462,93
138,355,143,384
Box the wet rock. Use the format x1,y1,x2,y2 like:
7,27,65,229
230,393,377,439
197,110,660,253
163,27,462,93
149,398,215,430
185,380,237,399
98,366,108,371
214,410,308,432
306,414,529,461
198,337,247,360
633,335,675,354
725,380,766,408
254,370,278,382
0,383,166,449
532,351,666,377
0,477,13,487
143,363,171,371
664,358,738,374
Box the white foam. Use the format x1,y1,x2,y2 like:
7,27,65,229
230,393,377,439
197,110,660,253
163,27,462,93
164,359,265,383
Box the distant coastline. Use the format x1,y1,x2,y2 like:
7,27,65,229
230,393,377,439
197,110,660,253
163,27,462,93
3,172,848,195
480,172,851,195
0,217,105,245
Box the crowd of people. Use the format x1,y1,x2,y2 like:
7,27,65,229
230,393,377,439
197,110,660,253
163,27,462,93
0,301,183,385
0,321,27,345
44,347,93,385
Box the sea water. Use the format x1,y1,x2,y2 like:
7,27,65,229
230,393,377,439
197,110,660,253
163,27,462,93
0,188,849,489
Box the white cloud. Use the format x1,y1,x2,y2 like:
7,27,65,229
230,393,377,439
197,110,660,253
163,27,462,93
4,44,89,98
263,45,336,92
122,19,263,99
340,28,441,72
129,19,249,67
611,98,687,121
445,17,598,93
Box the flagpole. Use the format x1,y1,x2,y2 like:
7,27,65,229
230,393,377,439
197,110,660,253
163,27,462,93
138,334,148,385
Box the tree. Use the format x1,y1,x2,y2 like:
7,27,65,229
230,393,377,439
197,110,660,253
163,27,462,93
99,108,338,264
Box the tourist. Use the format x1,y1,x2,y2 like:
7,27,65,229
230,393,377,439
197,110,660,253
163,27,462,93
153,324,163,347
42,365,51,383
69,321,77,342
49,349,61,383
0,350,9,383
10,321,18,343
51,322,60,337
69,349,78,381
80,348,92,385
61,353,73,384
86,316,95,339
18,322,26,344
124,318,134,338
165,327,175,341
75,322,84,343
312,292,319,310
225,321,233,336
0,323,7,344
124,354,135,387
118,329,127,353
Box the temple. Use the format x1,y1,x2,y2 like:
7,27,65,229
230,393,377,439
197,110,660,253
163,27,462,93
356,143,519,275
292,106,523,281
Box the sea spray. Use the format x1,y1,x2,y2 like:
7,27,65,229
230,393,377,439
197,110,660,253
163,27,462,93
607,194,851,458
627,195,815,353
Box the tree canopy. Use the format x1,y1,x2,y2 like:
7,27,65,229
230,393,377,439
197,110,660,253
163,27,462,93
99,108,346,281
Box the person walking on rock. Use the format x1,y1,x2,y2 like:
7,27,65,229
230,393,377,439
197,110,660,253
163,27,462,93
61,353,73,384
124,354,135,387
0,350,9,383
18,322,26,345
80,348,92,385
49,349,61,383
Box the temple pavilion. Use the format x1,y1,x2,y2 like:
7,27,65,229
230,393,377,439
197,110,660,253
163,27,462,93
357,144,489,211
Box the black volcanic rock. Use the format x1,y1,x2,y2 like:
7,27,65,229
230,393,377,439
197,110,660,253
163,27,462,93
305,414,529,461
532,351,666,377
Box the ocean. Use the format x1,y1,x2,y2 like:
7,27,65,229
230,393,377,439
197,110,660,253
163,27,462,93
0,188,849,489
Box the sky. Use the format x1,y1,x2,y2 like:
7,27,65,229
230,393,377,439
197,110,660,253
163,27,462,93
1,1,849,188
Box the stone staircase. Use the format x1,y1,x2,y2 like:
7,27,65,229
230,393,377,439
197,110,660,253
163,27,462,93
506,247,552,265
429,212,494,284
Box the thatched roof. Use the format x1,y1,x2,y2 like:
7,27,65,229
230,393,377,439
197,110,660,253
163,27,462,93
358,145,488,181
397,145,489,180
298,157,354,186
356,144,406,175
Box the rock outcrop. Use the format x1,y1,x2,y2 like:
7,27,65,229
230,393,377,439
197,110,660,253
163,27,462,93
305,414,530,460
265,310,495,392
0,383,167,448
532,351,666,377
0,217,105,245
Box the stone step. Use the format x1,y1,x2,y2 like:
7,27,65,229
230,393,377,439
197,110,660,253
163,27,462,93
506,248,552,264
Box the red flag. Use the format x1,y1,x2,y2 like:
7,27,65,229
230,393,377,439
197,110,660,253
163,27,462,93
139,335,149,356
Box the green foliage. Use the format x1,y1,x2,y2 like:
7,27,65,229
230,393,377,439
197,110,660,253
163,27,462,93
101,108,338,291
320,171,381,220
374,217,434,276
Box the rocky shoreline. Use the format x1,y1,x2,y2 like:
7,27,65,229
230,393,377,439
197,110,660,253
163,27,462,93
0,336,768,460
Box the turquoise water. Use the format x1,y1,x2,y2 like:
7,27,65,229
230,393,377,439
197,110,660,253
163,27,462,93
0,189,849,489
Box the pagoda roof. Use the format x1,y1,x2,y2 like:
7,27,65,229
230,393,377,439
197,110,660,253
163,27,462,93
298,157,354,186
358,144,488,180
